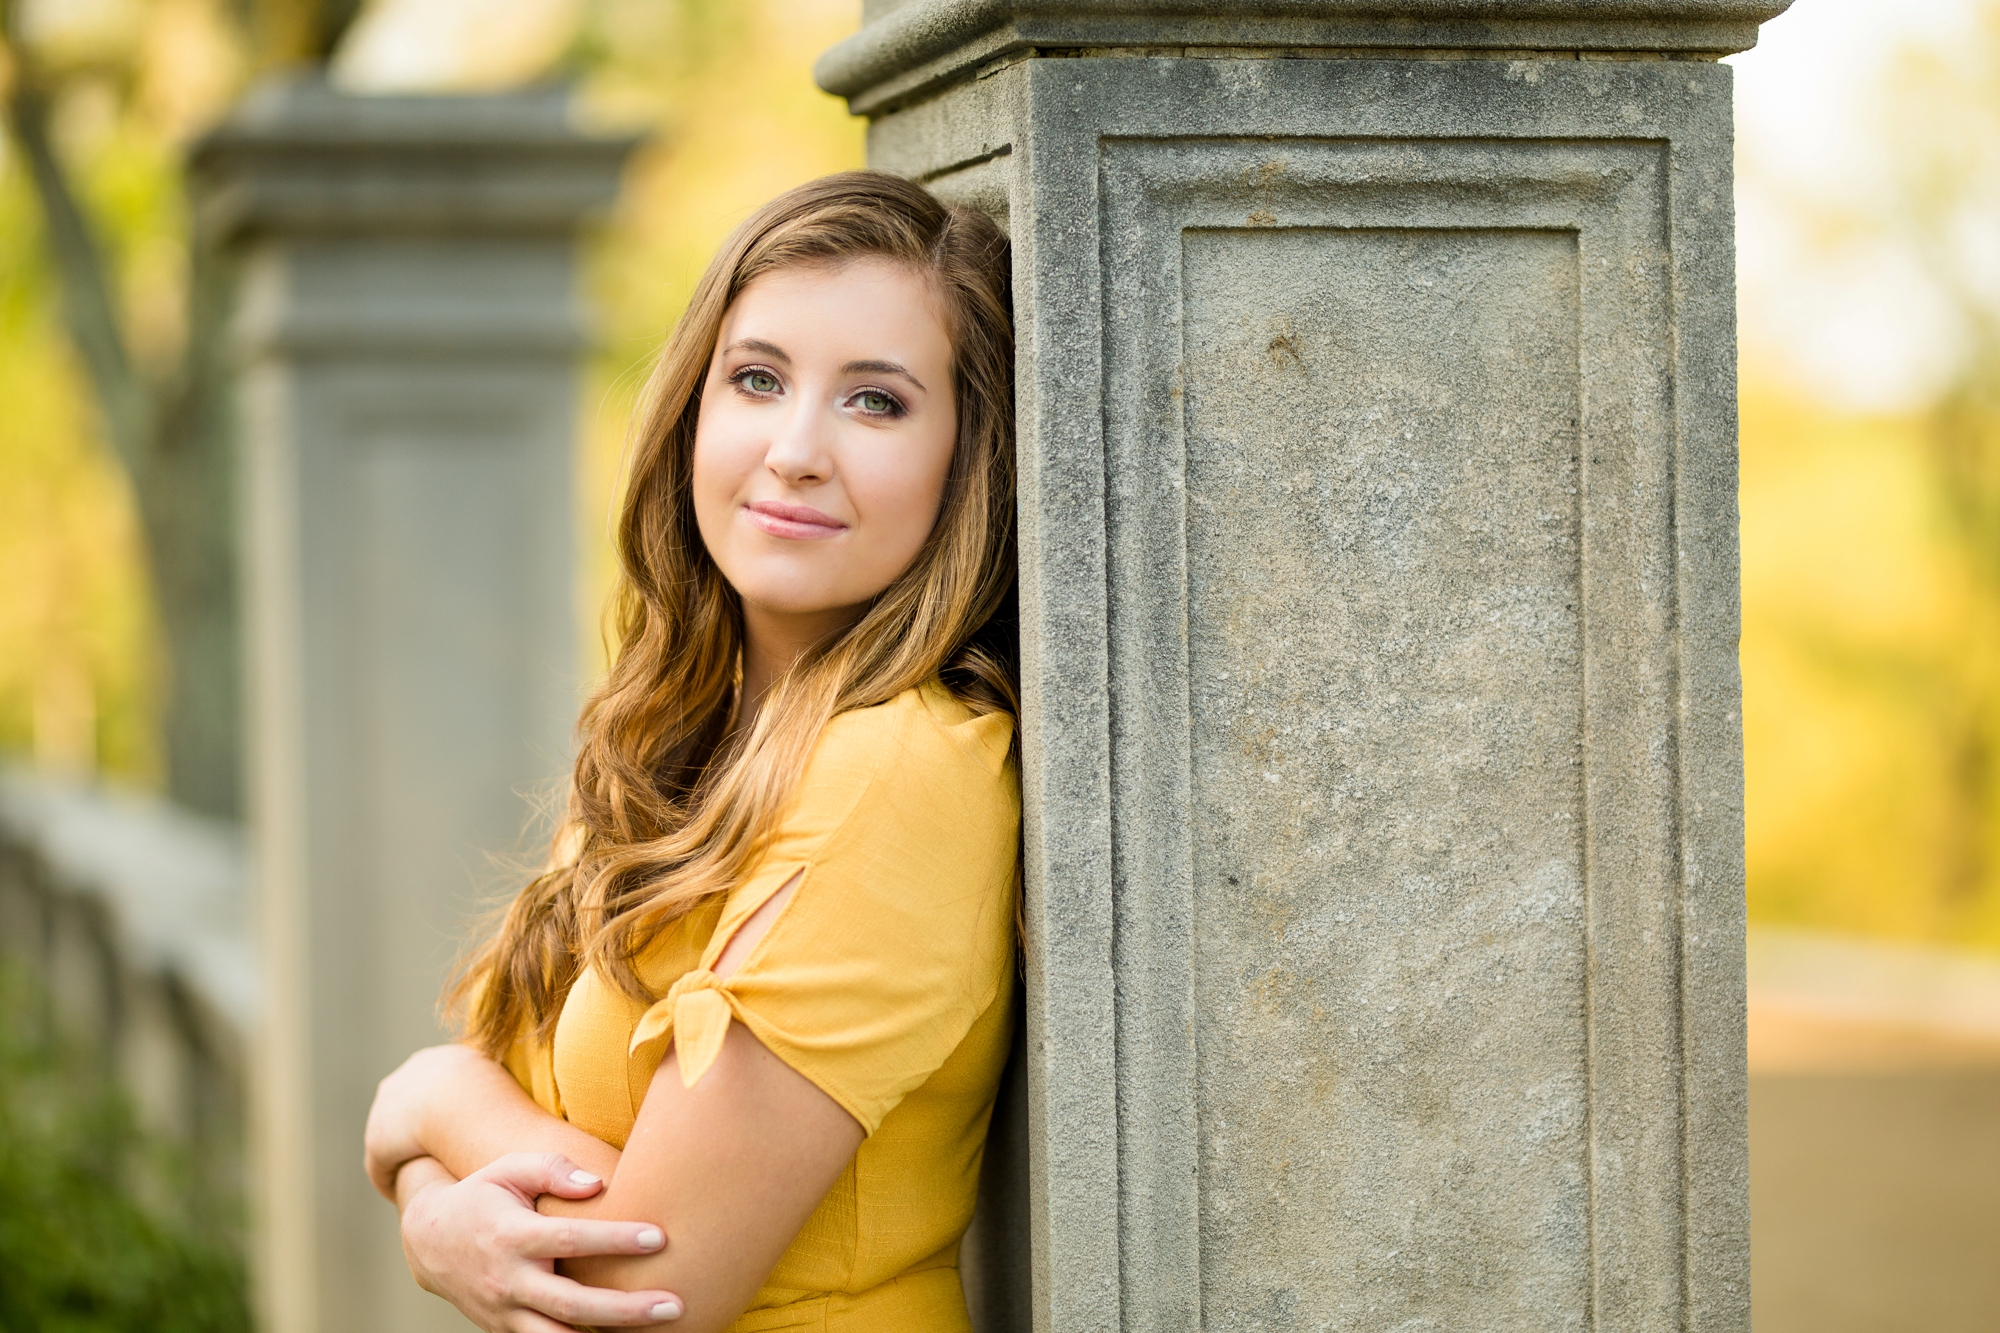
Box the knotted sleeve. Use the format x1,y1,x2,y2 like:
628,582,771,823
629,968,743,1088
629,688,1020,1135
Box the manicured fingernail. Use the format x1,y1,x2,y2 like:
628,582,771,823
568,1169,600,1185
636,1227,664,1250
648,1300,681,1319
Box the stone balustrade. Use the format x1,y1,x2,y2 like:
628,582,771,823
0,768,252,1220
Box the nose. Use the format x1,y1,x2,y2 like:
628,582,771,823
763,392,833,486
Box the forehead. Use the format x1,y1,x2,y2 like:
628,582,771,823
720,259,951,355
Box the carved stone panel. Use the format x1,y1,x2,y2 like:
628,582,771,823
1099,137,1680,1330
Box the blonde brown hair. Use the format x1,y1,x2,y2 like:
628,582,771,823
455,171,1016,1054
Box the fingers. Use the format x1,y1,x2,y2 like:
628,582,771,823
364,1136,424,1201
364,1148,398,1201
362,1060,435,1201
540,1156,610,1200
475,1152,607,1201
512,1214,668,1261
512,1271,682,1328
504,1310,585,1333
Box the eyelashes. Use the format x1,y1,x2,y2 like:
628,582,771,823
850,388,907,419
726,366,908,419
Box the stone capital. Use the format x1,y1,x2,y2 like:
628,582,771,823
188,78,639,360
818,0,1794,115
189,76,639,241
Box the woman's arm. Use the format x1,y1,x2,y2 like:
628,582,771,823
365,1042,620,1197
544,1020,864,1332
365,873,810,1197
396,1152,683,1332
366,1035,678,1329
535,873,864,1331
370,874,855,1333
375,1022,859,1333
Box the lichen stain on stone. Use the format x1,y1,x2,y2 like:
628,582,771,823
1267,323,1305,370
1239,158,1288,188
1253,962,1291,1016
1236,159,1288,230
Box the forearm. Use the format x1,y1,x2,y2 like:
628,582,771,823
417,1048,621,1184
395,1154,456,1210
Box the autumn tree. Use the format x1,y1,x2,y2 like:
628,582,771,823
0,0,359,818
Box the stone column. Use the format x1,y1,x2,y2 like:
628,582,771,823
191,80,635,1333
817,5,1788,1330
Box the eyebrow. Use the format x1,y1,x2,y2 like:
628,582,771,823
725,338,790,362
842,358,927,393
723,339,927,394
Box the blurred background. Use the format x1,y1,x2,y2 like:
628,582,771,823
0,0,1994,1329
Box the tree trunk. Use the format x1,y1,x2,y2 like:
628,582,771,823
2,50,241,817
135,236,242,819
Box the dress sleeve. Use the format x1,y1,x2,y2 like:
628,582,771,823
627,687,1019,1134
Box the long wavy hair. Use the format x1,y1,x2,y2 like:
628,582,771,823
455,172,1017,1055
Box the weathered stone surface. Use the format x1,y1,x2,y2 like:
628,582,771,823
826,7,1781,1331
194,79,634,1333
819,0,1793,115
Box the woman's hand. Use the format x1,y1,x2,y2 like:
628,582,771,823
366,1043,489,1199
398,1153,684,1332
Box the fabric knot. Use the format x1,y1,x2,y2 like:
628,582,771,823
629,968,736,1089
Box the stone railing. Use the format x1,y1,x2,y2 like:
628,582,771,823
0,767,254,1212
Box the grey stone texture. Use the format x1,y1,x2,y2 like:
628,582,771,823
192,80,634,1333
821,0,1791,115
820,4,1787,1330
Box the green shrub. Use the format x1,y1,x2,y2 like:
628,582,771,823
0,971,249,1333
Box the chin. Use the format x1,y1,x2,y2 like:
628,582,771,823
735,582,856,619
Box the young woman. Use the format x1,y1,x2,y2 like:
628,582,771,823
361,172,1020,1333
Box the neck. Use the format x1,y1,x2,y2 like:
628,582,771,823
738,601,867,725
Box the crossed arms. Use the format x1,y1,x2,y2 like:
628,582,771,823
365,875,863,1333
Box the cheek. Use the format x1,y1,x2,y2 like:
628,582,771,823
690,406,753,526
855,434,956,568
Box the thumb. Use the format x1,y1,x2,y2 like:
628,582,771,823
477,1151,607,1200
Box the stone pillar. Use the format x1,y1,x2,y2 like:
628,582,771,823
191,80,635,1333
817,5,1788,1330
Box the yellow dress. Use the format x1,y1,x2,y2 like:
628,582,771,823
502,679,1020,1333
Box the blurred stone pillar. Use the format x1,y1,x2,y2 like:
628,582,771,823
817,4,1789,1331
192,80,635,1333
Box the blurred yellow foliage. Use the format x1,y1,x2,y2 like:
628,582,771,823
1742,379,2000,949
1738,1,2000,953
0,187,155,779
0,0,243,783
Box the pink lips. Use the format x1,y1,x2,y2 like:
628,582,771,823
744,499,848,540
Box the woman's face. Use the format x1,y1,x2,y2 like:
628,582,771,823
692,258,958,629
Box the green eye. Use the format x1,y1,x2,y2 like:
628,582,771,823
857,390,897,414
743,371,779,393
